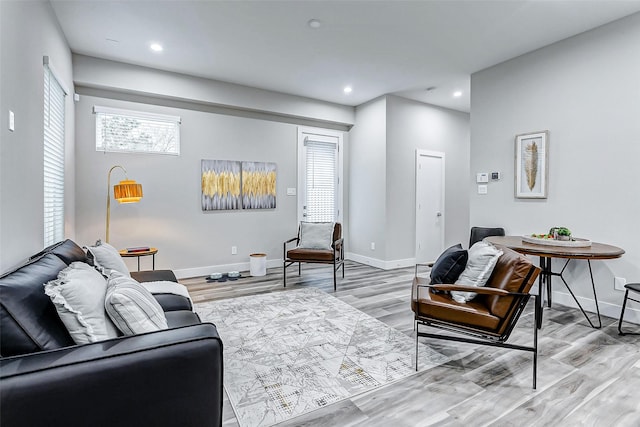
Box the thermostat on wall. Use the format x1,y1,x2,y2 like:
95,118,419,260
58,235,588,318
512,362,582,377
476,173,489,183
491,172,501,181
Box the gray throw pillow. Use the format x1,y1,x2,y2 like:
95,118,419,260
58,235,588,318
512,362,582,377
298,222,335,250
451,241,503,303
44,262,120,344
105,271,168,335
86,241,130,277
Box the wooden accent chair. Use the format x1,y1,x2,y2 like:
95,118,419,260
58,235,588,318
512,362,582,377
283,222,344,290
412,245,542,388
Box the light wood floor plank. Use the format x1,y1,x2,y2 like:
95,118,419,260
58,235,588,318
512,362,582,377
183,261,640,426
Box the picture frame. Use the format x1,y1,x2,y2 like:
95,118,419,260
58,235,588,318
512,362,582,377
515,131,549,199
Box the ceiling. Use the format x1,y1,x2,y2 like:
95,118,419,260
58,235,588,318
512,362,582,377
50,1,640,113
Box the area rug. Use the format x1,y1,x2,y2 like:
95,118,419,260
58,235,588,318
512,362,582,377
196,288,450,427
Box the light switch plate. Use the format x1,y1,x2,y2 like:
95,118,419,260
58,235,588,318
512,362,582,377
9,110,15,131
476,173,489,183
478,184,488,194
286,188,296,196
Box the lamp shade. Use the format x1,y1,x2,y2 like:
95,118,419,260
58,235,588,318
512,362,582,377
114,179,143,203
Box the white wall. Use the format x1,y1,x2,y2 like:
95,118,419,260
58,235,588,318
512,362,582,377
471,13,640,322
0,0,75,272
348,97,388,264
348,95,470,269
386,95,470,261
73,55,355,127
75,91,344,277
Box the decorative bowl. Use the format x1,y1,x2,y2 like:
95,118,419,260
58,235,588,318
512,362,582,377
209,272,223,280
228,271,240,278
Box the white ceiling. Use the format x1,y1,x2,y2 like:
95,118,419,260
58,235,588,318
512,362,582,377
50,1,640,113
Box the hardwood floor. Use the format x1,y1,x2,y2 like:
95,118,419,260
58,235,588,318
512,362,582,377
181,261,640,426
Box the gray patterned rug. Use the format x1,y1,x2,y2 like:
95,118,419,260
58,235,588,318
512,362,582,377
196,288,450,427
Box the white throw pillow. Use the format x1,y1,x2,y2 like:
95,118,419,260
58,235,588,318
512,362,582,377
86,241,130,277
44,262,120,344
298,222,334,250
451,242,503,303
105,271,168,335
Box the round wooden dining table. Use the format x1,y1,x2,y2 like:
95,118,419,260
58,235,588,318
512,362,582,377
485,235,625,329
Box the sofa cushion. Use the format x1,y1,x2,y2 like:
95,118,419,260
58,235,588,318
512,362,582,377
44,262,119,344
105,272,168,335
429,244,468,285
298,222,335,250
0,254,75,356
451,242,503,303
29,239,88,265
86,242,130,277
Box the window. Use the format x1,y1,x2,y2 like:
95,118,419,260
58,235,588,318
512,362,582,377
94,106,181,155
297,127,343,223
43,60,67,246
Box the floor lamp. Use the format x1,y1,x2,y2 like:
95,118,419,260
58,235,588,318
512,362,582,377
106,165,143,243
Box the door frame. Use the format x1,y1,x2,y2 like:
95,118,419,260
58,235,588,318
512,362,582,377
296,126,344,223
415,149,445,261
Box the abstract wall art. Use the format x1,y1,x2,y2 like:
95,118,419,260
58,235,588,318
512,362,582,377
201,159,241,210
201,159,277,211
515,131,549,199
241,161,277,209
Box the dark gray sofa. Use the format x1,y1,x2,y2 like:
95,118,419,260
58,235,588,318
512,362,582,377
0,239,223,427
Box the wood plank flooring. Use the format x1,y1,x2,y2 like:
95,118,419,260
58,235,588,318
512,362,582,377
181,261,640,427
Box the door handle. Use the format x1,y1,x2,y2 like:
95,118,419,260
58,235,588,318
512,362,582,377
436,212,442,217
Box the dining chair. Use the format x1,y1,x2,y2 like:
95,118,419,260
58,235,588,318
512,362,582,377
618,282,640,335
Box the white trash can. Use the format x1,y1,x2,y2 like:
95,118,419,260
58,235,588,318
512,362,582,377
249,253,267,276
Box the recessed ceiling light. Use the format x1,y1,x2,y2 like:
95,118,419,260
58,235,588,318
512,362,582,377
453,91,462,97
308,19,322,29
150,43,163,52
343,86,353,94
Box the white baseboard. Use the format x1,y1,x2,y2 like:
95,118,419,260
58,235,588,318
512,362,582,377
174,258,283,280
345,252,415,270
551,290,640,325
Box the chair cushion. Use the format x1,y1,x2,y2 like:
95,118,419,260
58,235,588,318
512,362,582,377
44,262,120,344
451,242,503,303
429,244,468,285
412,279,500,331
287,248,334,262
298,222,335,250
0,254,75,356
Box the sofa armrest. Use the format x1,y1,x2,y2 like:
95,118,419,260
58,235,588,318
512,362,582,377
0,323,223,427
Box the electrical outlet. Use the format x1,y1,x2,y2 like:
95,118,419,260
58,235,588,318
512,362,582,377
370,242,375,250
231,246,237,255
614,276,627,291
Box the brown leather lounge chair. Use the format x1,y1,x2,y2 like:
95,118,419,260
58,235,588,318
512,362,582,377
412,245,541,388
283,222,344,291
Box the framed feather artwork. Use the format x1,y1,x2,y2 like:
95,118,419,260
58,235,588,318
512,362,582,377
515,131,549,199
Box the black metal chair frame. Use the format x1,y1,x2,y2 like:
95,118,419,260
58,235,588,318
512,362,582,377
283,234,344,291
618,283,640,335
414,281,540,389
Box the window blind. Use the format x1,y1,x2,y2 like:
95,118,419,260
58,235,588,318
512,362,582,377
94,106,180,155
304,140,337,222
43,65,66,246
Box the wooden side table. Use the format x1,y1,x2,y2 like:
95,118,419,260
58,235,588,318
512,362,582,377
119,248,158,271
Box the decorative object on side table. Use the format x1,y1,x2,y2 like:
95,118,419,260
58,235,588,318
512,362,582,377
523,226,592,247
515,131,549,199
119,247,158,271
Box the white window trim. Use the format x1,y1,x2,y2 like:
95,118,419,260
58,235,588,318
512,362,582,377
94,105,181,155
297,126,344,223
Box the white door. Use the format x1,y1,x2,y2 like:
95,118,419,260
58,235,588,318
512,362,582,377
297,127,343,223
415,150,445,263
